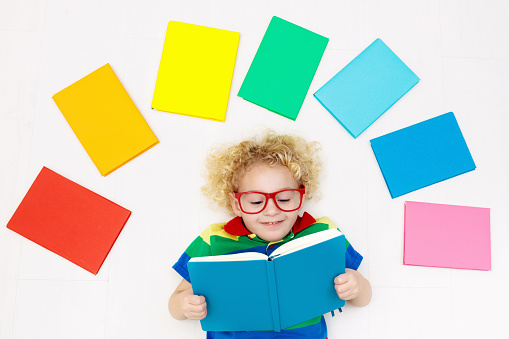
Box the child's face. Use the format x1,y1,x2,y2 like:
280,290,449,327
229,162,303,242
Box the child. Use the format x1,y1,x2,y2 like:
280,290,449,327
169,130,372,338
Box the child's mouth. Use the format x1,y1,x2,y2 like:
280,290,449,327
262,220,283,227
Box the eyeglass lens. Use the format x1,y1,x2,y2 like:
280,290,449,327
239,190,302,213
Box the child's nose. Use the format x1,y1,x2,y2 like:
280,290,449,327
263,198,280,216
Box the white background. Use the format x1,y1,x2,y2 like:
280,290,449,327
1,0,509,338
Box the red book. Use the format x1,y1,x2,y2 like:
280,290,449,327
6,167,131,274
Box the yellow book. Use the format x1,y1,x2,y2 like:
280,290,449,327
53,64,159,176
152,21,240,122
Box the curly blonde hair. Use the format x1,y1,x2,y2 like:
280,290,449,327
202,130,322,215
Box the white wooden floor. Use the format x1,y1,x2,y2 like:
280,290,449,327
1,1,509,338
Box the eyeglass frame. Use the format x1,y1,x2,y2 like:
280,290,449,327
233,187,306,214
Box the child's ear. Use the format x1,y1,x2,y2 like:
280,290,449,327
229,193,243,217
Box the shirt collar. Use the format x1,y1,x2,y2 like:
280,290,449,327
224,212,316,237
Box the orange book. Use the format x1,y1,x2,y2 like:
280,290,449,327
53,64,159,176
6,167,131,274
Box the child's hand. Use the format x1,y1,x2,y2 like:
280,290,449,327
179,288,207,320
334,268,363,301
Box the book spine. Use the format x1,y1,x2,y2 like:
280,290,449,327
266,259,281,332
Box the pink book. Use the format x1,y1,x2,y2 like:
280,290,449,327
404,201,491,270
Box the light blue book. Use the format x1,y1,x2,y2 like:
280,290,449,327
188,229,345,332
370,112,476,199
314,38,420,138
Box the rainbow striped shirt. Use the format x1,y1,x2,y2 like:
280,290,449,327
173,212,363,339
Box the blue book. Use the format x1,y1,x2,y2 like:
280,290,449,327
370,112,476,198
314,38,420,138
187,229,345,332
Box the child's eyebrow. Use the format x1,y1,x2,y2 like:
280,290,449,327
240,186,298,193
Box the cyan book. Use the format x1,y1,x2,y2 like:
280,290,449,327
188,228,345,332
314,38,419,138
370,112,476,198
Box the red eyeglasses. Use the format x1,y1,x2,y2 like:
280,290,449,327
233,188,306,214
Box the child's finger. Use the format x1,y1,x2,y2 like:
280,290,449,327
190,301,207,311
335,284,346,295
334,276,346,285
338,291,356,301
336,282,360,301
185,302,207,320
334,273,353,285
335,277,353,290
189,306,207,315
336,283,355,295
187,309,207,320
189,295,206,305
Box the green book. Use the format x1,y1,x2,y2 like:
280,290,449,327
238,16,329,120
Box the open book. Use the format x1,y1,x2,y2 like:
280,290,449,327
188,228,345,332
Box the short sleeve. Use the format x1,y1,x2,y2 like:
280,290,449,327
172,252,192,283
172,232,213,283
345,242,363,270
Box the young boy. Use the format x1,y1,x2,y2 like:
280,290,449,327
169,130,372,338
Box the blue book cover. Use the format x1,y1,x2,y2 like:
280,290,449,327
314,38,420,138
188,229,345,332
370,112,476,198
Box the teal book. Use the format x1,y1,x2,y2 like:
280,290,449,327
188,228,345,332
314,38,420,138
238,16,329,120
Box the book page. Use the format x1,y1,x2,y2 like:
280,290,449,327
271,228,342,258
189,252,268,263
